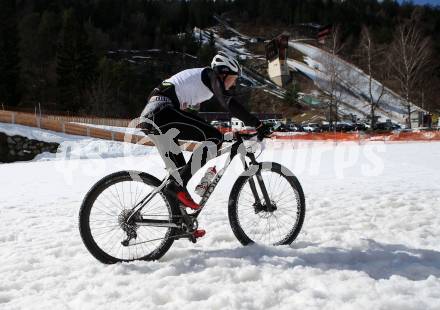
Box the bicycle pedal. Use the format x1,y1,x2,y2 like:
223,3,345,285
193,229,206,238
187,229,205,243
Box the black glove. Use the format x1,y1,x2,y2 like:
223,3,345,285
256,122,271,141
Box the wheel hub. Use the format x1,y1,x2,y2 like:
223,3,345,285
253,201,277,214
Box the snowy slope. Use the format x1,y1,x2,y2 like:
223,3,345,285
288,59,374,118
1,137,440,309
289,42,424,124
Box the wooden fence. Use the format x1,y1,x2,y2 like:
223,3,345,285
44,115,131,127
0,110,200,151
0,104,131,126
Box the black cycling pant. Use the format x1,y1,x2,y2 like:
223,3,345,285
142,105,223,187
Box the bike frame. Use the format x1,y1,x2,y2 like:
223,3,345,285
129,133,272,228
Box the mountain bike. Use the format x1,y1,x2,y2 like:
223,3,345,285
79,132,305,264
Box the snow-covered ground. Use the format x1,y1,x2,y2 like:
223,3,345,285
1,126,440,309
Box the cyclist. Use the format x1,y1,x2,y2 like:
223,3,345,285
140,52,270,236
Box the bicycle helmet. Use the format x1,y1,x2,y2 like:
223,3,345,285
211,51,241,76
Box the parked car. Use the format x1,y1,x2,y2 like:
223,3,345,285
374,122,401,131
231,117,256,131
261,119,277,128
320,122,358,132
320,123,333,132
335,122,355,132
285,123,302,132
271,122,289,132
302,123,321,132
353,123,368,131
265,119,283,125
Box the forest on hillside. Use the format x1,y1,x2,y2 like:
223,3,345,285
1,0,439,117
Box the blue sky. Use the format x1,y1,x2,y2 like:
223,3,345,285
399,0,440,5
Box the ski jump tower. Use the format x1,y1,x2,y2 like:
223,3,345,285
265,34,290,87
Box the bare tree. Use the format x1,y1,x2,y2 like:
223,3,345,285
319,25,346,128
419,74,440,113
359,26,387,130
389,21,432,128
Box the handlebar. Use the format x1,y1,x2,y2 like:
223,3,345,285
224,130,271,143
233,131,258,141
235,131,271,141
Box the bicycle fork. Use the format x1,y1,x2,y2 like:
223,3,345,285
244,154,273,210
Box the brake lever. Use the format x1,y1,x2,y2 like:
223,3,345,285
247,133,266,159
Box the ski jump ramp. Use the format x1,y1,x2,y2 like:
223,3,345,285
288,41,425,125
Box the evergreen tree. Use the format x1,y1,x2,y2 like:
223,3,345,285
18,11,61,105
0,0,21,106
56,9,97,112
18,13,40,104
197,31,217,65
38,11,61,63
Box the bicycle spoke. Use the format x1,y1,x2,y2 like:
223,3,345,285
234,168,304,245
86,176,173,261
107,185,124,210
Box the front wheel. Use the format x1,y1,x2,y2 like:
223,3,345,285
228,162,305,246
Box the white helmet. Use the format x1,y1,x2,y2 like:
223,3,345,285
211,51,241,76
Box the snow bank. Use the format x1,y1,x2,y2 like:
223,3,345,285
0,122,84,144
0,123,156,162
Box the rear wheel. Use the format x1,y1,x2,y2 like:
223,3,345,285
228,162,305,246
79,171,180,264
